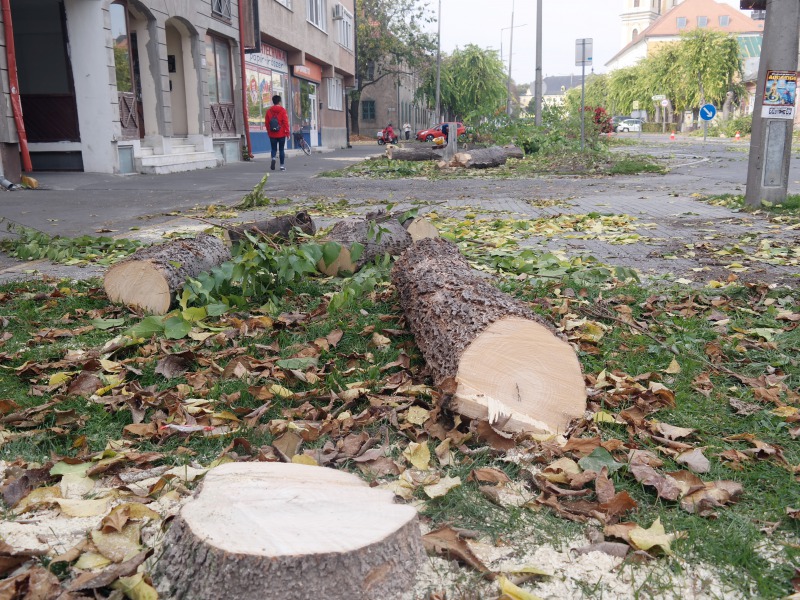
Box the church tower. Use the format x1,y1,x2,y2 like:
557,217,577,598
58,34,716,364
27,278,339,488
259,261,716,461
620,0,684,48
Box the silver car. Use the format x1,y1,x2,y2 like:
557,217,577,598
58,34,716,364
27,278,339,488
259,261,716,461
615,118,643,133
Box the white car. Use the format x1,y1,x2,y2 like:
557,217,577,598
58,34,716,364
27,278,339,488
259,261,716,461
615,119,643,133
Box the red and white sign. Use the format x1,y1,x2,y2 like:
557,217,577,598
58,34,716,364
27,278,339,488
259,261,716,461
293,61,322,83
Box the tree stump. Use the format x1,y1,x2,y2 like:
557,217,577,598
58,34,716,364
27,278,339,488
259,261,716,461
104,234,231,315
451,146,524,169
153,463,423,600
318,214,413,276
226,212,316,245
392,238,586,434
386,146,444,161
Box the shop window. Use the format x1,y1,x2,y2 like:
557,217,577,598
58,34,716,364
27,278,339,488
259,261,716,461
212,0,232,19
206,36,233,104
307,0,327,30
362,100,375,121
334,4,353,50
327,77,343,110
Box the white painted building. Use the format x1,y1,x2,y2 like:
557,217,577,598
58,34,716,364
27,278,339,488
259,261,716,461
0,0,245,176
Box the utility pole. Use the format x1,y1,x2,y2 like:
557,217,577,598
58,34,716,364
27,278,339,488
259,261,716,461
534,0,543,126
434,0,442,124
506,0,515,116
745,0,800,207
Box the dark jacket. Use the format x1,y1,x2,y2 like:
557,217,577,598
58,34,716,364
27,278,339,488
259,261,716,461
266,104,290,139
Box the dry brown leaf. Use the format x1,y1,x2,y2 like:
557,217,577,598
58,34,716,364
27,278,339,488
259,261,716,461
469,467,512,486
91,523,142,563
422,527,494,580
0,566,61,599
599,491,638,521
629,456,680,501
656,423,695,440
679,480,743,517
154,351,195,379
475,421,516,452
68,549,151,591
675,448,711,474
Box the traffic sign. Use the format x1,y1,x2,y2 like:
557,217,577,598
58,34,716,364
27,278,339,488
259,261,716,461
660,99,669,107
575,38,593,67
652,94,666,101
700,103,717,121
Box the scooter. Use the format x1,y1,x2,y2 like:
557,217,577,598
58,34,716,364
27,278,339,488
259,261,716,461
377,127,399,145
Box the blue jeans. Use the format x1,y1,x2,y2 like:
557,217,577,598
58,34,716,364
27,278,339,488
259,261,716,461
270,136,286,165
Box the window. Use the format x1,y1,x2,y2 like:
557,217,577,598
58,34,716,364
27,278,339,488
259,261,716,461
206,35,233,103
110,3,132,93
676,16,687,29
274,0,292,7
334,4,353,50
212,0,231,19
697,16,708,27
307,0,327,30
327,77,343,110
362,100,375,120
719,15,730,26
632,28,638,41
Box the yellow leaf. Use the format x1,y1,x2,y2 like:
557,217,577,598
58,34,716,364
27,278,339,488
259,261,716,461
339,387,368,402
402,442,431,470
48,372,74,387
629,517,677,555
59,472,96,499
406,406,430,426
269,384,294,398
112,572,159,600
292,454,319,466
99,359,123,373
15,486,62,513
371,332,391,348
56,498,110,518
772,406,798,418
592,410,618,424
664,358,681,374
424,476,461,499
498,576,545,600
73,552,112,570
542,458,581,484
91,524,142,563
381,478,415,501
503,565,552,577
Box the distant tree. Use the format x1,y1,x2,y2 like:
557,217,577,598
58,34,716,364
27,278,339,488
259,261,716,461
351,0,437,134
565,73,610,115
419,45,507,120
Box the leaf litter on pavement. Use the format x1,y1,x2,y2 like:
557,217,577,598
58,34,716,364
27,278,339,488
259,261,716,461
0,199,798,598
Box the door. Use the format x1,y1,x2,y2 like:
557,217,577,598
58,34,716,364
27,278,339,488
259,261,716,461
309,92,318,147
166,23,188,136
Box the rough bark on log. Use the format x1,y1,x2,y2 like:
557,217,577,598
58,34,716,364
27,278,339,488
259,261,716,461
104,233,231,315
451,146,524,169
226,211,316,245
386,146,444,161
153,463,423,600
318,213,413,276
392,238,585,434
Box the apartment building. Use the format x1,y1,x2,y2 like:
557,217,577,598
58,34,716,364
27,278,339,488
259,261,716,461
0,0,245,178
357,68,434,139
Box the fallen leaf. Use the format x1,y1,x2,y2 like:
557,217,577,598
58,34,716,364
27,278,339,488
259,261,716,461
73,552,113,571
403,442,431,470
579,448,624,474
91,523,142,563
422,527,494,579
56,497,110,517
498,576,544,600
112,572,159,600
14,485,62,513
469,467,511,486
664,358,681,374
628,518,678,555
542,458,582,484
656,423,695,440
424,476,462,499
0,566,61,598
475,420,516,452
629,455,680,501
59,471,96,498
154,351,195,379
101,503,160,533
406,406,430,426
675,448,711,474
679,480,743,516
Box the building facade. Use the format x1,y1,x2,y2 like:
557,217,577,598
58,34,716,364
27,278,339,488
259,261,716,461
0,0,246,177
357,68,434,139
246,0,356,153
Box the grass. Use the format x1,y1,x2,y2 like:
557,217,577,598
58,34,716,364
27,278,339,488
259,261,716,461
696,192,800,216
0,248,799,597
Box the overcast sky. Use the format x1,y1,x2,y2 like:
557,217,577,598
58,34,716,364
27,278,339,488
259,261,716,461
434,0,748,85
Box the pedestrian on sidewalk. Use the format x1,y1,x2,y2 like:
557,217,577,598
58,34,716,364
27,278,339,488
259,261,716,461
266,95,290,171
403,122,411,140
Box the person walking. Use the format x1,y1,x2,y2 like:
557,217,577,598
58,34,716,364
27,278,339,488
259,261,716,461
266,95,290,171
403,122,411,140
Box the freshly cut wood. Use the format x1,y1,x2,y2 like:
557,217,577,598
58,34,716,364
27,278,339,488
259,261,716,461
153,463,423,600
386,146,444,161
318,213,412,276
451,146,524,169
226,211,316,244
104,233,231,315
403,216,439,242
392,238,585,434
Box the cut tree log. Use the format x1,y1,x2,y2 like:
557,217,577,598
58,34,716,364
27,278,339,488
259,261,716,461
153,462,423,600
386,146,444,161
451,146,524,169
318,213,413,276
392,237,585,434
226,211,316,245
104,233,231,315
403,216,439,242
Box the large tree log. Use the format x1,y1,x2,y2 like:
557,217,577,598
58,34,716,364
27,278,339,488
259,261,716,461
104,233,231,315
153,463,423,600
226,211,316,245
451,146,524,169
392,238,585,434
386,146,444,161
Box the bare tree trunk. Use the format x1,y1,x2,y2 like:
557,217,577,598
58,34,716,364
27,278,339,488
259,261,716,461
451,146,524,169
226,212,316,245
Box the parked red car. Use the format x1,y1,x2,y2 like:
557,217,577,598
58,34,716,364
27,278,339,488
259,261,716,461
415,122,466,141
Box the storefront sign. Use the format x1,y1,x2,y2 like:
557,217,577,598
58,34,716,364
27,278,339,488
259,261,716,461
761,70,797,120
246,45,288,73
293,61,322,83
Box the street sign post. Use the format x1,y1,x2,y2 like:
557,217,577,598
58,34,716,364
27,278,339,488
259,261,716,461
575,38,593,152
700,103,716,141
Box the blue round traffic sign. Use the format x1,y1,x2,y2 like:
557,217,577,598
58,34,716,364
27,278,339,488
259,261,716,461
700,104,717,121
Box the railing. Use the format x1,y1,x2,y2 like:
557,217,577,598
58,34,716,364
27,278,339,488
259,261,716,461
118,92,140,140
210,102,236,134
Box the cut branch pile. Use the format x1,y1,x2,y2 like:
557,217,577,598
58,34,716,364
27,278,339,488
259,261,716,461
392,237,586,433
153,462,423,600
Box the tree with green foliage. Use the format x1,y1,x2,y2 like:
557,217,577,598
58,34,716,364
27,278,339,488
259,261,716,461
351,0,437,134
418,44,507,120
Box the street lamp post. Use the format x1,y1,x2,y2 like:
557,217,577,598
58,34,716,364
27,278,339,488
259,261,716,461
506,0,515,116
534,0,543,126
434,0,442,124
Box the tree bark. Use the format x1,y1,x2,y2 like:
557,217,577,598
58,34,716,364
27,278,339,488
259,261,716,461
318,213,413,276
153,463,423,600
451,146,524,169
226,212,317,245
386,146,445,161
104,234,231,315
392,238,585,434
